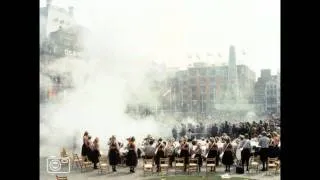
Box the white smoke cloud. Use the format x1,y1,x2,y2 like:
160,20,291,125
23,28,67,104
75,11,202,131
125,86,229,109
40,2,176,156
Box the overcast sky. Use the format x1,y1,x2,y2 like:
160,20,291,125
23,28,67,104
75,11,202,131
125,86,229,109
41,0,280,76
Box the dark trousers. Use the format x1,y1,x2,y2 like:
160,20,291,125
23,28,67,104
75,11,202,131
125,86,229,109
168,155,174,167
259,148,268,170
241,148,251,170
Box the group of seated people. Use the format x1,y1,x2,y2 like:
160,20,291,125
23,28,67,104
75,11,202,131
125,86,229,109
78,130,280,174
140,130,280,173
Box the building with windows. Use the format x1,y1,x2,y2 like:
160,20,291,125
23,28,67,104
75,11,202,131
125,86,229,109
254,69,271,110
237,64,256,103
265,72,280,114
40,0,90,103
167,58,255,114
254,69,280,114
40,0,90,58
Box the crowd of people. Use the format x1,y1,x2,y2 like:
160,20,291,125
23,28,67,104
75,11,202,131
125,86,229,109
79,122,280,174
172,119,280,141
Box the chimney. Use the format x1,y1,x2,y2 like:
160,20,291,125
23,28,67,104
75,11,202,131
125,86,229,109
68,6,74,17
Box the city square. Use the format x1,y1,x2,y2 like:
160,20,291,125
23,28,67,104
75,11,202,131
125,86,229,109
40,0,280,180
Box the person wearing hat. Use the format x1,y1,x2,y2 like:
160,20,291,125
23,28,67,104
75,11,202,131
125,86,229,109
239,134,251,171
258,131,270,171
108,135,120,172
126,136,138,173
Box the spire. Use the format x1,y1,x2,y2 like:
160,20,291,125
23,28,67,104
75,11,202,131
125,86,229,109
228,45,236,67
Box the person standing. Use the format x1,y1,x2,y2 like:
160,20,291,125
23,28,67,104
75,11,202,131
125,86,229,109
108,135,120,172
239,134,251,171
258,131,270,171
91,137,101,169
81,131,89,160
207,141,219,168
222,138,234,172
155,145,165,172
126,137,138,173
179,138,190,172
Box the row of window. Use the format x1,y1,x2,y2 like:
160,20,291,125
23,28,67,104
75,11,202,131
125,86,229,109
267,84,278,89
266,89,279,96
53,18,71,26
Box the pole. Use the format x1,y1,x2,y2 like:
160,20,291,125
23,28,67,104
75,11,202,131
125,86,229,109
181,80,184,111
156,103,158,115
201,94,204,113
170,87,172,113
174,88,177,112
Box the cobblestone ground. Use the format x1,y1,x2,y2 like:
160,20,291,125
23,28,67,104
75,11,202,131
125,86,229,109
40,157,280,180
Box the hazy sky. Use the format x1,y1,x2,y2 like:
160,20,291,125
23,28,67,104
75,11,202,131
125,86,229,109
40,0,280,76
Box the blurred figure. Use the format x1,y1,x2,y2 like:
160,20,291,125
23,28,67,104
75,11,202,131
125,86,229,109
165,139,175,167
108,135,120,172
268,141,280,159
155,145,165,172
207,141,219,168
239,134,251,171
90,137,101,169
259,131,270,171
179,137,190,172
86,136,93,162
194,143,203,172
143,140,156,159
81,131,89,161
126,137,138,173
172,127,177,140
187,129,193,142
222,138,234,172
